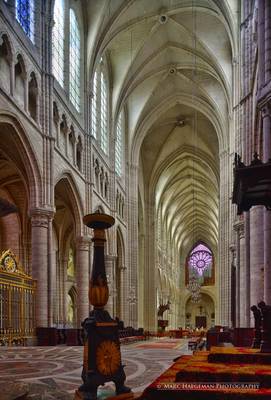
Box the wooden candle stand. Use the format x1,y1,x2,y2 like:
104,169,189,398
75,213,131,400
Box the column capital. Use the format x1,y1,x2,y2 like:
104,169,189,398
219,148,229,158
76,235,91,251
127,162,138,172
233,217,244,238
262,102,271,118
105,254,117,262
29,207,55,227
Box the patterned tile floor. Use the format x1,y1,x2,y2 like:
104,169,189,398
0,338,190,398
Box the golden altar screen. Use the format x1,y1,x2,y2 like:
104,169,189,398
0,249,36,345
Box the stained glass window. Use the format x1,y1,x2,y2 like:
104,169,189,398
52,0,64,86
90,59,109,153
100,71,108,154
188,243,212,276
69,9,80,111
91,71,98,138
67,248,75,277
16,0,34,42
186,242,214,286
115,111,123,176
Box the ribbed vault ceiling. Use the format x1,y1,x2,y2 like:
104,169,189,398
86,0,237,253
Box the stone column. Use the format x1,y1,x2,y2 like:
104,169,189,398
233,222,240,326
244,213,251,326
138,232,145,328
30,208,51,327
250,206,264,324
126,163,139,327
258,1,265,87
237,221,248,327
265,0,271,83
47,211,56,326
144,201,157,331
218,149,231,326
262,104,271,303
105,254,117,317
230,244,236,327
76,236,91,326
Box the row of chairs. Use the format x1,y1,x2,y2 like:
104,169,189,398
119,327,146,344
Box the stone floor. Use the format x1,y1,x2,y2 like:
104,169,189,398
0,338,190,399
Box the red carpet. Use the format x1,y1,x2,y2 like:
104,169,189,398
140,349,271,399
135,339,184,350
208,346,271,364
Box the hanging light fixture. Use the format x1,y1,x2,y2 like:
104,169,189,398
187,275,201,293
186,0,202,302
191,292,201,304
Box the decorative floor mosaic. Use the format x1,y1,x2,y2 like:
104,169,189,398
0,339,190,398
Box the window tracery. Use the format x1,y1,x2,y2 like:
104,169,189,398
186,242,214,286
15,0,34,42
52,0,64,86
52,2,81,111
115,111,123,176
69,9,80,111
91,71,98,138
91,58,109,154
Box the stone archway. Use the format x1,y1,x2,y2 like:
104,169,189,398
53,177,84,327
0,120,41,261
0,119,41,272
0,116,44,326
67,286,77,327
185,293,215,329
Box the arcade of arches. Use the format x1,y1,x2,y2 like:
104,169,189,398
0,0,270,339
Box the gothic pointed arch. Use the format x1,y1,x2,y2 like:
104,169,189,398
0,112,42,208
0,33,12,93
54,172,84,236
14,54,26,107
67,285,77,327
185,292,215,329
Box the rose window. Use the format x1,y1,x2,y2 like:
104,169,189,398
188,243,212,276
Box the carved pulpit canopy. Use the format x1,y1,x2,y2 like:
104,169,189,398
232,153,271,214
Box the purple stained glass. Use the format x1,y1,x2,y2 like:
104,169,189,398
188,243,212,276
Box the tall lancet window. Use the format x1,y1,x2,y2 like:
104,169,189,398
52,0,64,86
100,71,108,154
91,71,98,138
91,58,109,154
69,9,80,111
16,0,35,42
115,111,124,176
